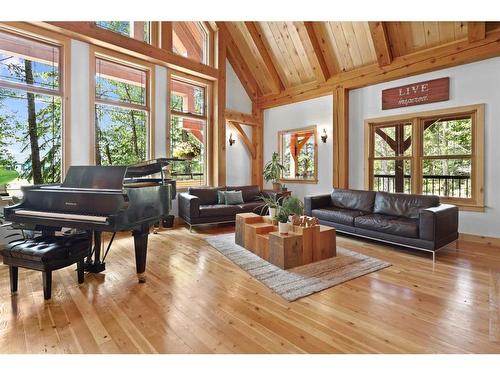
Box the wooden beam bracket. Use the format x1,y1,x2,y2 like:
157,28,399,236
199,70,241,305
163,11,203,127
227,121,256,159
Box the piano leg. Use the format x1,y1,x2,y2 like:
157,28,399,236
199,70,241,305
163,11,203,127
133,224,149,283
84,231,106,273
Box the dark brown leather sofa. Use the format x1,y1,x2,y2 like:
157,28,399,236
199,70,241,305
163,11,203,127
304,188,458,261
178,185,267,231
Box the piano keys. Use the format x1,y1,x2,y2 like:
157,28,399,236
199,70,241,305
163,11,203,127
4,164,173,282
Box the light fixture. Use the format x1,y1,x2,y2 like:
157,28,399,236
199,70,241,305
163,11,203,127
229,133,236,146
321,128,328,143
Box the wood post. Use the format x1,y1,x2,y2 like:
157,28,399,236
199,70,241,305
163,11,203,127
251,104,264,188
333,86,349,188
213,28,227,186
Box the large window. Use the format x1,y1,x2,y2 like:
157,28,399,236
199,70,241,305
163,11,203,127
172,22,209,64
169,74,208,188
96,22,152,44
366,105,484,210
94,55,150,166
0,29,64,195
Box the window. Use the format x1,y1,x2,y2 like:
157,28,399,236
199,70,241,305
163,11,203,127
172,22,209,64
0,29,64,195
365,105,484,210
96,22,151,44
278,126,318,183
169,74,208,188
94,55,150,166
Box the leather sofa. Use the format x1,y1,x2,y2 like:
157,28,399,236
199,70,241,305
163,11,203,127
304,188,458,261
178,185,269,230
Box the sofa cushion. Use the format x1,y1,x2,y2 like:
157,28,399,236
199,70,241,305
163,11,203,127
354,213,419,238
217,190,226,204
224,190,244,205
373,191,439,219
238,201,266,214
199,204,241,217
226,185,260,202
188,186,224,205
330,188,376,213
311,207,366,226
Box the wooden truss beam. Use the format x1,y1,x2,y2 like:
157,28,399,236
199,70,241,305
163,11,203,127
302,22,331,82
368,21,393,67
468,22,486,42
228,121,256,159
225,110,260,126
256,28,500,109
244,21,284,93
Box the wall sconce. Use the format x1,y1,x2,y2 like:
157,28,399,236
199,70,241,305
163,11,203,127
321,128,328,143
229,133,236,146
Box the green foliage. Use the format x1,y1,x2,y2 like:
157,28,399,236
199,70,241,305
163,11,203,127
275,207,289,223
0,168,18,185
281,196,304,217
263,152,285,183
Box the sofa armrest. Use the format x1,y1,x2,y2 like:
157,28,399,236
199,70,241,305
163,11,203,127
178,193,200,223
419,204,458,241
304,194,331,216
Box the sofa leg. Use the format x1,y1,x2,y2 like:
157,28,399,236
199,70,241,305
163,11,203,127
432,252,436,264
42,271,52,300
77,259,85,284
9,266,18,295
189,224,193,233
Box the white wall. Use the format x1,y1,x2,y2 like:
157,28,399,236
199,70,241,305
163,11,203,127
225,60,253,186
349,57,500,237
263,95,333,199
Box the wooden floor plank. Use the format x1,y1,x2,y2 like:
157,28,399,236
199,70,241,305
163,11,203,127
1,223,500,353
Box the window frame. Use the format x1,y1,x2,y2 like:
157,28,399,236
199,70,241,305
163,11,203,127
170,22,214,67
167,69,213,190
94,22,159,46
364,104,485,211
89,45,155,165
0,23,71,181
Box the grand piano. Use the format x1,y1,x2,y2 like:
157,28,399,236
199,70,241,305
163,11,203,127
3,159,176,283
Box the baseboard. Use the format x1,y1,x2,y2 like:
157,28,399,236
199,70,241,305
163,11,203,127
458,233,500,247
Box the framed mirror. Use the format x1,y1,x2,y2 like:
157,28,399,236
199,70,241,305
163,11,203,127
278,126,318,183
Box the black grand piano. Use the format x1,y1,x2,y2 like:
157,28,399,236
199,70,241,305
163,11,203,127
3,158,178,283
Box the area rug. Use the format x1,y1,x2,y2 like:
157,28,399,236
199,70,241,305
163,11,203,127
205,233,391,302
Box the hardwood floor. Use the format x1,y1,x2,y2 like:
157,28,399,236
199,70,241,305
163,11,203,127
1,224,500,353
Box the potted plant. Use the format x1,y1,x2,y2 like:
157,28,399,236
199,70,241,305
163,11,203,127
259,194,282,218
282,196,304,220
263,152,286,191
275,207,290,234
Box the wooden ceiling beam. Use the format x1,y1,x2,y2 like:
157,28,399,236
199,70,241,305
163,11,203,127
243,21,284,93
368,21,393,67
225,110,259,126
302,21,331,82
217,22,261,100
468,22,486,42
256,28,500,109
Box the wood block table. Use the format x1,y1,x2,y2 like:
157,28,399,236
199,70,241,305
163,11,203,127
235,213,336,269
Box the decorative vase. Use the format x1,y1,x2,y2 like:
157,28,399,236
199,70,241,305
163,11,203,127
278,222,289,234
269,207,277,218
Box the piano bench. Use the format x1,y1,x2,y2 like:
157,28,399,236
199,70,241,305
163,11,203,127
1,234,90,300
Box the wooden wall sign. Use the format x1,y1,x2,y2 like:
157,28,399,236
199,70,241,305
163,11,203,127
382,77,449,110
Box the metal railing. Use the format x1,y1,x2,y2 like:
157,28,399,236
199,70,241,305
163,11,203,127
374,174,471,198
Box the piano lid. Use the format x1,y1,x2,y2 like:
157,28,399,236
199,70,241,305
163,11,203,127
125,158,185,178
62,166,127,190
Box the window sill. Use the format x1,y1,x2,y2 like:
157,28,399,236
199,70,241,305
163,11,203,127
280,179,318,185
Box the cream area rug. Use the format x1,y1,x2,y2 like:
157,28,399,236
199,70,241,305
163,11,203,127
205,233,391,302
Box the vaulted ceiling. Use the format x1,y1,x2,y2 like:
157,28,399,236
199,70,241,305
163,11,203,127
220,21,500,100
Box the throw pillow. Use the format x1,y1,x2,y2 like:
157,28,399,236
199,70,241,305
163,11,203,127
217,190,226,204
224,190,244,205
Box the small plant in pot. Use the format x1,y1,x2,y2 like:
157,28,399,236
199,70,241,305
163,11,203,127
275,207,290,234
259,194,282,218
263,152,286,191
282,196,304,221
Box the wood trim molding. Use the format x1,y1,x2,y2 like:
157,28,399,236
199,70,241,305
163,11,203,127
251,104,264,188
333,87,349,188
458,233,500,248
243,21,284,94
225,110,259,126
228,121,256,159
34,22,218,81
255,29,500,109
303,22,331,82
368,22,392,67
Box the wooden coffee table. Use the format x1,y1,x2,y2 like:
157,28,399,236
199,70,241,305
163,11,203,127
235,213,336,269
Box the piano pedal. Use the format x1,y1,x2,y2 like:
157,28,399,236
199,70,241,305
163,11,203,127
84,262,106,273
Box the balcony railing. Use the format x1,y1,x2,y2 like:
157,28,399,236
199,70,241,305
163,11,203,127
374,174,471,198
